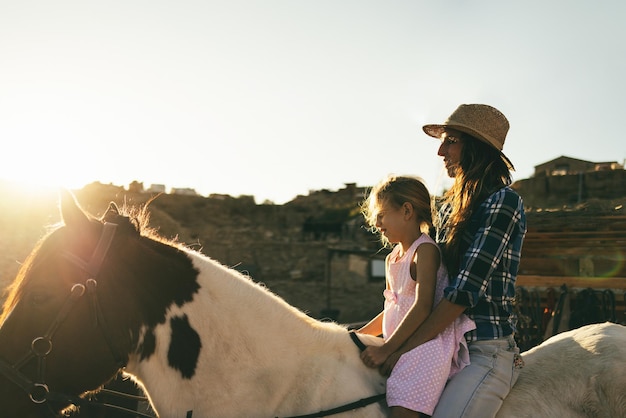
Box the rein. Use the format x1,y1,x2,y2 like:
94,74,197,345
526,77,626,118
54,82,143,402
0,222,153,417
277,393,387,418
275,331,386,418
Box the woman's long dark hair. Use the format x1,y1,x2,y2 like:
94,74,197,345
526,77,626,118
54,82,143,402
439,134,512,274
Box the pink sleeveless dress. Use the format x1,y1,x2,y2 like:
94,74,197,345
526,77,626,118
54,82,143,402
383,234,476,415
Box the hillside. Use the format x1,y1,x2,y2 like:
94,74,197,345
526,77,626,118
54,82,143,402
1,180,624,325
0,181,383,323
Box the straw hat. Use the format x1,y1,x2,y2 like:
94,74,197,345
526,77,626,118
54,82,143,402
423,104,514,170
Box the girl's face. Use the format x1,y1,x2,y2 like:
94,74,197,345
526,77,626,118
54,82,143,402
374,201,407,244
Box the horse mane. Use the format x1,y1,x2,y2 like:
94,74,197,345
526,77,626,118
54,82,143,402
0,237,47,324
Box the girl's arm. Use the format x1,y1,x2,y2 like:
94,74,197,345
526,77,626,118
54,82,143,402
357,256,390,336
381,242,438,354
380,298,466,375
357,311,384,336
360,243,438,366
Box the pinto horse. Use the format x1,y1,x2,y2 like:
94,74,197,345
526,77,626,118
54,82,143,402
0,192,625,417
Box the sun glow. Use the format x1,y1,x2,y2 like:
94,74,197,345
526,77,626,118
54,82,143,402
0,175,87,197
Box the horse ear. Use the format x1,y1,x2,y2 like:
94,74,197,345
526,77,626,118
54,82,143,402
59,189,91,228
103,202,121,222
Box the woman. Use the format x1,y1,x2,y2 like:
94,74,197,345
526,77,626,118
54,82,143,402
379,104,527,418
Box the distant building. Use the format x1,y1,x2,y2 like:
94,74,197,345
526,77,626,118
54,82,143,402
534,156,624,177
293,183,368,206
147,184,166,193
128,181,144,193
208,193,230,200
514,155,626,207
171,187,197,196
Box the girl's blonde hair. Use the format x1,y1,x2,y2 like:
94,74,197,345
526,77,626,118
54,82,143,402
361,175,434,246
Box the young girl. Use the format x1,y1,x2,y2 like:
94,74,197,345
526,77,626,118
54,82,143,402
358,175,475,418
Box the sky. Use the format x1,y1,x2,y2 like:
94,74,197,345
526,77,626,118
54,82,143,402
1,1,625,204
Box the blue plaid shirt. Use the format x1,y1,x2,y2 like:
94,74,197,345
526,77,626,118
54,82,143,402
438,187,526,342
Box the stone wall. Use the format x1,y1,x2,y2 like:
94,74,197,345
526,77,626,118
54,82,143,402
513,169,626,208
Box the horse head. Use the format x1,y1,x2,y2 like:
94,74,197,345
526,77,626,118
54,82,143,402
0,191,141,416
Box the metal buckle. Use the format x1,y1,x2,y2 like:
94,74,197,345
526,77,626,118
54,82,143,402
29,383,49,404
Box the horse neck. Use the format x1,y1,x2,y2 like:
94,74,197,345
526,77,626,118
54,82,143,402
125,249,385,416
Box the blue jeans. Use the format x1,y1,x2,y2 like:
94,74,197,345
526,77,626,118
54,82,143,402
432,335,521,418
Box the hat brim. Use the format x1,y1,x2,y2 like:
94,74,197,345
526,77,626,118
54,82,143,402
422,123,515,171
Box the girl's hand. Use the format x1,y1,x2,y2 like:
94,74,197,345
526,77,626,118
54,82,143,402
360,345,391,368
379,351,402,376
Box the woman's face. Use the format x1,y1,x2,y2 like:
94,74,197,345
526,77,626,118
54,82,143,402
437,129,464,178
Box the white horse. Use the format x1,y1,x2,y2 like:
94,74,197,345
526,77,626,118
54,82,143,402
496,321,626,418
0,193,624,417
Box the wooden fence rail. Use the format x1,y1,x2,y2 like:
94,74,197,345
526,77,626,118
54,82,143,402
514,211,626,351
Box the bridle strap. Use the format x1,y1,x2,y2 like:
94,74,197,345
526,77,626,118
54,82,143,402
0,356,38,396
13,283,86,372
62,222,118,278
62,223,126,367
85,278,126,366
0,283,89,406
0,357,154,418
0,356,92,416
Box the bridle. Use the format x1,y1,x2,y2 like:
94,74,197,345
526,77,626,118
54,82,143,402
0,222,152,417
